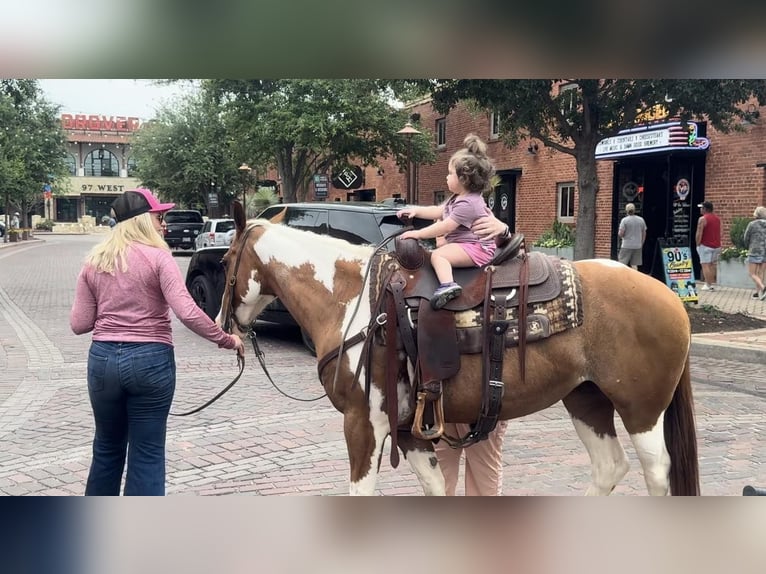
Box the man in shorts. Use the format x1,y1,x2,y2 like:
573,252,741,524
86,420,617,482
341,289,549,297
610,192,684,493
695,201,722,290
617,203,647,270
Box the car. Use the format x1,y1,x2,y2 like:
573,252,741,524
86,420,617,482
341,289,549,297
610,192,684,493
185,202,431,353
163,209,204,250
0,219,5,238
194,218,236,250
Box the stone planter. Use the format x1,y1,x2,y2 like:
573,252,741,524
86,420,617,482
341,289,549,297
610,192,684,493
21,230,29,240
532,245,574,260
717,259,753,289
8,232,19,242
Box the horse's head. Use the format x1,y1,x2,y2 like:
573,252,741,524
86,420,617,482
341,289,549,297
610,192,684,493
218,201,281,335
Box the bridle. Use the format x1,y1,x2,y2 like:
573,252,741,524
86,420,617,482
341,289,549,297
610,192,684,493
171,222,326,417
171,223,407,417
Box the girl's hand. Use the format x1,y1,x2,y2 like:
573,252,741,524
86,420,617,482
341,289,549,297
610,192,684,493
397,208,417,220
399,230,419,240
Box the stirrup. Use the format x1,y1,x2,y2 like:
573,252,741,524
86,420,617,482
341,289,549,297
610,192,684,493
411,391,446,441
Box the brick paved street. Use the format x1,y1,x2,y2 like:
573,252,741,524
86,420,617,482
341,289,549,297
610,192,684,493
1,236,764,495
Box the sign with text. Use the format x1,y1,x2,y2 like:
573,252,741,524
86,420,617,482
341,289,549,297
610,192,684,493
659,243,699,303
313,174,329,198
596,121,710,160
61,114,140,132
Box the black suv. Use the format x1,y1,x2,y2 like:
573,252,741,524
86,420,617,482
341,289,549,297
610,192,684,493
163,209,204,250
185,202,430,352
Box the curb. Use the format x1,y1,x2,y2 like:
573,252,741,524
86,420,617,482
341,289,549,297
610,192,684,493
691,337,766,364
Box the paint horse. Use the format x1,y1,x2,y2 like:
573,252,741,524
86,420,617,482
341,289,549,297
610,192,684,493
219,203,699,496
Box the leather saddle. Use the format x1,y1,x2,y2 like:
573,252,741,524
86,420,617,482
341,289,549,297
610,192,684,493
382,235,566,446
394,236,562,310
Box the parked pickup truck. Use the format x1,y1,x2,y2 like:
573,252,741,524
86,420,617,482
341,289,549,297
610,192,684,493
185,201,431,353
163,209,204,250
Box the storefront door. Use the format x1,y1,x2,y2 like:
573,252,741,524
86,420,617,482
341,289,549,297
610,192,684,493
612,154,706,280
489,171,517,233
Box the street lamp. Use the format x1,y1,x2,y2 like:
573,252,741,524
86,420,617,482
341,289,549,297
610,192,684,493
238,163,252,217
397,121,421,204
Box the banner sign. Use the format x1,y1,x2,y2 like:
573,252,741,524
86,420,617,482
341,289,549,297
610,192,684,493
659,244,699,303
596,121,710,160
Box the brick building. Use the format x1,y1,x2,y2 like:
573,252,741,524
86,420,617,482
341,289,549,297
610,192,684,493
321,97,766,280
53,113,143,223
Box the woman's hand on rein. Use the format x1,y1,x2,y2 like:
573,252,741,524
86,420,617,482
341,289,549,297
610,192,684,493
231,334,245,357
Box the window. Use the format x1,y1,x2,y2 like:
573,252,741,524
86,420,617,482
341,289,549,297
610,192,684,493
434,190,447,205
436,118,446,148
127,156,138,177
557,183,576,222
559,82,579,125
490,111,501,139
84,148,119,177
64,154,77,176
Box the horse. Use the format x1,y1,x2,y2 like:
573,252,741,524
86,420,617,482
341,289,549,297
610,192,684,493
219,202,700,496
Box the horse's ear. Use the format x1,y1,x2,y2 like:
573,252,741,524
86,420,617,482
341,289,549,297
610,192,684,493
268,206,287,224
232,200,246,233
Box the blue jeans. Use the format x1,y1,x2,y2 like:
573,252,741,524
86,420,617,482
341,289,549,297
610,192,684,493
85,342,176,496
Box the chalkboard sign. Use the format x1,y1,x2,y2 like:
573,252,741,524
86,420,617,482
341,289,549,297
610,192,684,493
658,240,699,303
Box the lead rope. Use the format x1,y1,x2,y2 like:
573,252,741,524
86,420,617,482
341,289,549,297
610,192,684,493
170,353,246,416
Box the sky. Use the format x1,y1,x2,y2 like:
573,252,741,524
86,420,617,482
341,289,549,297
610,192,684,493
37,79,196,121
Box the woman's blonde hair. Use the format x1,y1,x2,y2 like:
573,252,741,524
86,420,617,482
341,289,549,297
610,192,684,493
85,212,169,274
754,206,766,219
449,133,496,194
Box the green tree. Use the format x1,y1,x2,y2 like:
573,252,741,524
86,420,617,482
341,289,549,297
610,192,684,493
417,79,766,260
206,79,435,203
131,89,239,213
0,80,67,228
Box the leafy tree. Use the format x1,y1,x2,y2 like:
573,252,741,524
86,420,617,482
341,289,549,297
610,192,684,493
418,79,766,259
131,89,240,212
0,80,68,228
206,79,435,203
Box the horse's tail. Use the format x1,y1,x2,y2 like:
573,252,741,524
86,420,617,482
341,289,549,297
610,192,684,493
664,355,700,495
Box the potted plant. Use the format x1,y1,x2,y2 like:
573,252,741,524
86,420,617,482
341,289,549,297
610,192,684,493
717,217,751,289
532,220,576,259
8,228,19,242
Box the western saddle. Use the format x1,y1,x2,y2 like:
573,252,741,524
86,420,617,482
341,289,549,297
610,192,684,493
372,234,570,463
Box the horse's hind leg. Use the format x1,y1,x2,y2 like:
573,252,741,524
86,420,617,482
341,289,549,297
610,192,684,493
397,433,446,495
626,413,670,496
562,383,629,496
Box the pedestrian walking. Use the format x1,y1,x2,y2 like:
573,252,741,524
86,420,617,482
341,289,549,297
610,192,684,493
617,203,647,270
70,188,244,496
743,205,766,300
695,201,722,290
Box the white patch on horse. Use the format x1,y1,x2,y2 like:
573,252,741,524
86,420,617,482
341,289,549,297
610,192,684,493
628,413,671,496
587,259,626,269
571,417,630,496
405,450,446,495
241,273,275,316
349,385,391,496
253,222,373,293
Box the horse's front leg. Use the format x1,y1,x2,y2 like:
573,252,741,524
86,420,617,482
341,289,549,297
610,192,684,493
397,433,446,495
344,408,387,495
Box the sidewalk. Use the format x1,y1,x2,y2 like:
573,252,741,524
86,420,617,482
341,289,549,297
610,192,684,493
3,237,763,361
690,285,766,363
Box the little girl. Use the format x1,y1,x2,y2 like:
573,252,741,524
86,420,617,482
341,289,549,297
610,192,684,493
398,134,497,309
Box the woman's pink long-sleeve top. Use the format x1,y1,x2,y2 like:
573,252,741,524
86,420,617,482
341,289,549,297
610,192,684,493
70,243,237,349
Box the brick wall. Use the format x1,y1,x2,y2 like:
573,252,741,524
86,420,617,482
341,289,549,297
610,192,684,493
324,99,766,254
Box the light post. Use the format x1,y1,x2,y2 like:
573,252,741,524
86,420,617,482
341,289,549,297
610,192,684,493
238,163,252,217
397,121,421,204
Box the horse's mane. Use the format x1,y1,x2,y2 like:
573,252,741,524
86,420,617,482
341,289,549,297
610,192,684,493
247,218,376,261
